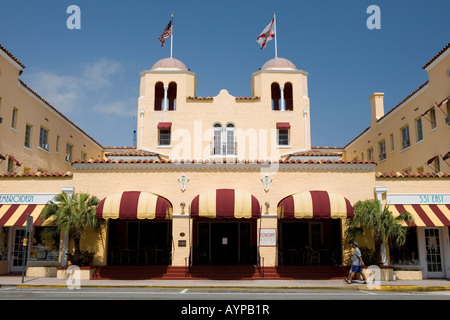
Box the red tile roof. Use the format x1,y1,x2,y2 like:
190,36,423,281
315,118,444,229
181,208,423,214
289,150,343,157
105,150,160,157
187,96,213,101
235,96,261,101
0,43,25,69
376,172,449,178
0,171,73,178
422,42,450,70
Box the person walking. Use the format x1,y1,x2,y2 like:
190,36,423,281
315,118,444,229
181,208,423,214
346,241,366,284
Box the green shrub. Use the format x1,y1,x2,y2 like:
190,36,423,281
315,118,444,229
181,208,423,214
359,247,375,266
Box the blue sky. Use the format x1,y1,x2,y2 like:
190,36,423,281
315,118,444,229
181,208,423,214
0,0,448,148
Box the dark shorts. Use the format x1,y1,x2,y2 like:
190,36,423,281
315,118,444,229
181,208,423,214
351,265,363,273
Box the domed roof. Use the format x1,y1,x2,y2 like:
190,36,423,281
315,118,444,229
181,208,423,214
151,57,188,71
261,57,297,70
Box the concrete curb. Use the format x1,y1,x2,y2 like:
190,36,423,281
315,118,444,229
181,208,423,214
10,283,450,292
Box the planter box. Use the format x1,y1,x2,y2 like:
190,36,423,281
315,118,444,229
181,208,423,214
26,266,57,277
362,265,395,281
57,266,96,280
0,261,8,275
394,270,423,280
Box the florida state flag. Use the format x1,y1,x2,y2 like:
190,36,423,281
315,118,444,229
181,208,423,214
256,19,275,49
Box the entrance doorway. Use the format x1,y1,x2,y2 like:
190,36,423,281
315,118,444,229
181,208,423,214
107,220,172,266
422,227,445,278
194,221,256,265
9,228,27,272
278,220,342,265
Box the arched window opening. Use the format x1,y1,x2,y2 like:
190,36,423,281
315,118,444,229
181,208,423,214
211,123,236,156
284,82,293,111
168,82,177,111
225,123,236,155
212,123,222,155
154,82,164,111
271,83,281,110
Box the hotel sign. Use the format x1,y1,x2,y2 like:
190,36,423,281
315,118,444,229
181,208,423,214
386,194,449,205
259,228,277,247
0,194,57,205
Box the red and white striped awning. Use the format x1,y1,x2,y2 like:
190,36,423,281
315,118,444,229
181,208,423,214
96,191,172,220
390,204,450,227
278,191,354,219
191,189,260,219
0,204,51,226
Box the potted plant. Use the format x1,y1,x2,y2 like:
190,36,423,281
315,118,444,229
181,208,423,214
345,199,413,280
41,192,104,276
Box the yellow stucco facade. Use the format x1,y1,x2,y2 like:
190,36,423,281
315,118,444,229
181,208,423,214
0,43,449,280
0,44,103,174
343,44,450,174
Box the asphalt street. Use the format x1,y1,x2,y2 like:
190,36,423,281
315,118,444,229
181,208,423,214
1,287,450,300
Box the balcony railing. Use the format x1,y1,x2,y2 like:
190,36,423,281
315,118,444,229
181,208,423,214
210,142,237,156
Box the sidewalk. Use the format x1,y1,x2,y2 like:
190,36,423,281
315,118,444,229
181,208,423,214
1,275,450,292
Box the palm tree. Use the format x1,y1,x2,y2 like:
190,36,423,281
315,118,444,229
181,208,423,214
345,199,413,265
41,192,102,266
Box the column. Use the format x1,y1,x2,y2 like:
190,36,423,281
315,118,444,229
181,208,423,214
280,86,285,111
163,86,169,111
60,186,74,267
374,186,388,265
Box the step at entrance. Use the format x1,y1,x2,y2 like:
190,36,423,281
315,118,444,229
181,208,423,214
93,265,349,280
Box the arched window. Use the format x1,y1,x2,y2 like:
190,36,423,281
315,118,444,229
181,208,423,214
225,123,236,155
212,123,222,155
211,123,236,156
168,82,177,111
154,82,164,111
284,82,293,111
271,82,281,110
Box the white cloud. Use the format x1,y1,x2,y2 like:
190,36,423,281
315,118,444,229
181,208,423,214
22,59,124,114
93,98,137,117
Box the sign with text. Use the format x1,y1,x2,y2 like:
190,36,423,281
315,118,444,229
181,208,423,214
259,228,277,247
0,193,57,205
386,194,449,205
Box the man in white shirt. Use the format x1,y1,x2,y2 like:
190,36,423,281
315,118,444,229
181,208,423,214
346,241,366,284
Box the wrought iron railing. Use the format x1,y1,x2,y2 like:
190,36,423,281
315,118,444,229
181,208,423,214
257,249,264,278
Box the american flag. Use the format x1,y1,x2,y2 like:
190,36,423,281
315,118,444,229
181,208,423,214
158,20,173,47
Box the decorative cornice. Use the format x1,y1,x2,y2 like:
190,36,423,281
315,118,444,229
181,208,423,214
72,159,375,172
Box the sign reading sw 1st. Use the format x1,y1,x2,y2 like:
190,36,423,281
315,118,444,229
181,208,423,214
386,194,449,205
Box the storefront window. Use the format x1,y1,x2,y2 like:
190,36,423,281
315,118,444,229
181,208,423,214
0,228,9,261
29,227,59,262
390,228,419,265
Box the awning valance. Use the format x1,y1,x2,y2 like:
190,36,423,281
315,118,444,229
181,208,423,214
191,189,260,219
0,204,51,227
276,122,291,129
157,122,172,130
96,191,172,220
278,191,354,219
390,204,450,227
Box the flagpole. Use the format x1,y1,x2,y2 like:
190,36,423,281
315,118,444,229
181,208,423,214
274,11,278,58
170,12,173,58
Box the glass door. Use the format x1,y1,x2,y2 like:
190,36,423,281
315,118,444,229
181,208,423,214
424,228,445,278
10,228,27,273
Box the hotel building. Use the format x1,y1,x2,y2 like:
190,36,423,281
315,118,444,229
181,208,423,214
0,42,448,280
